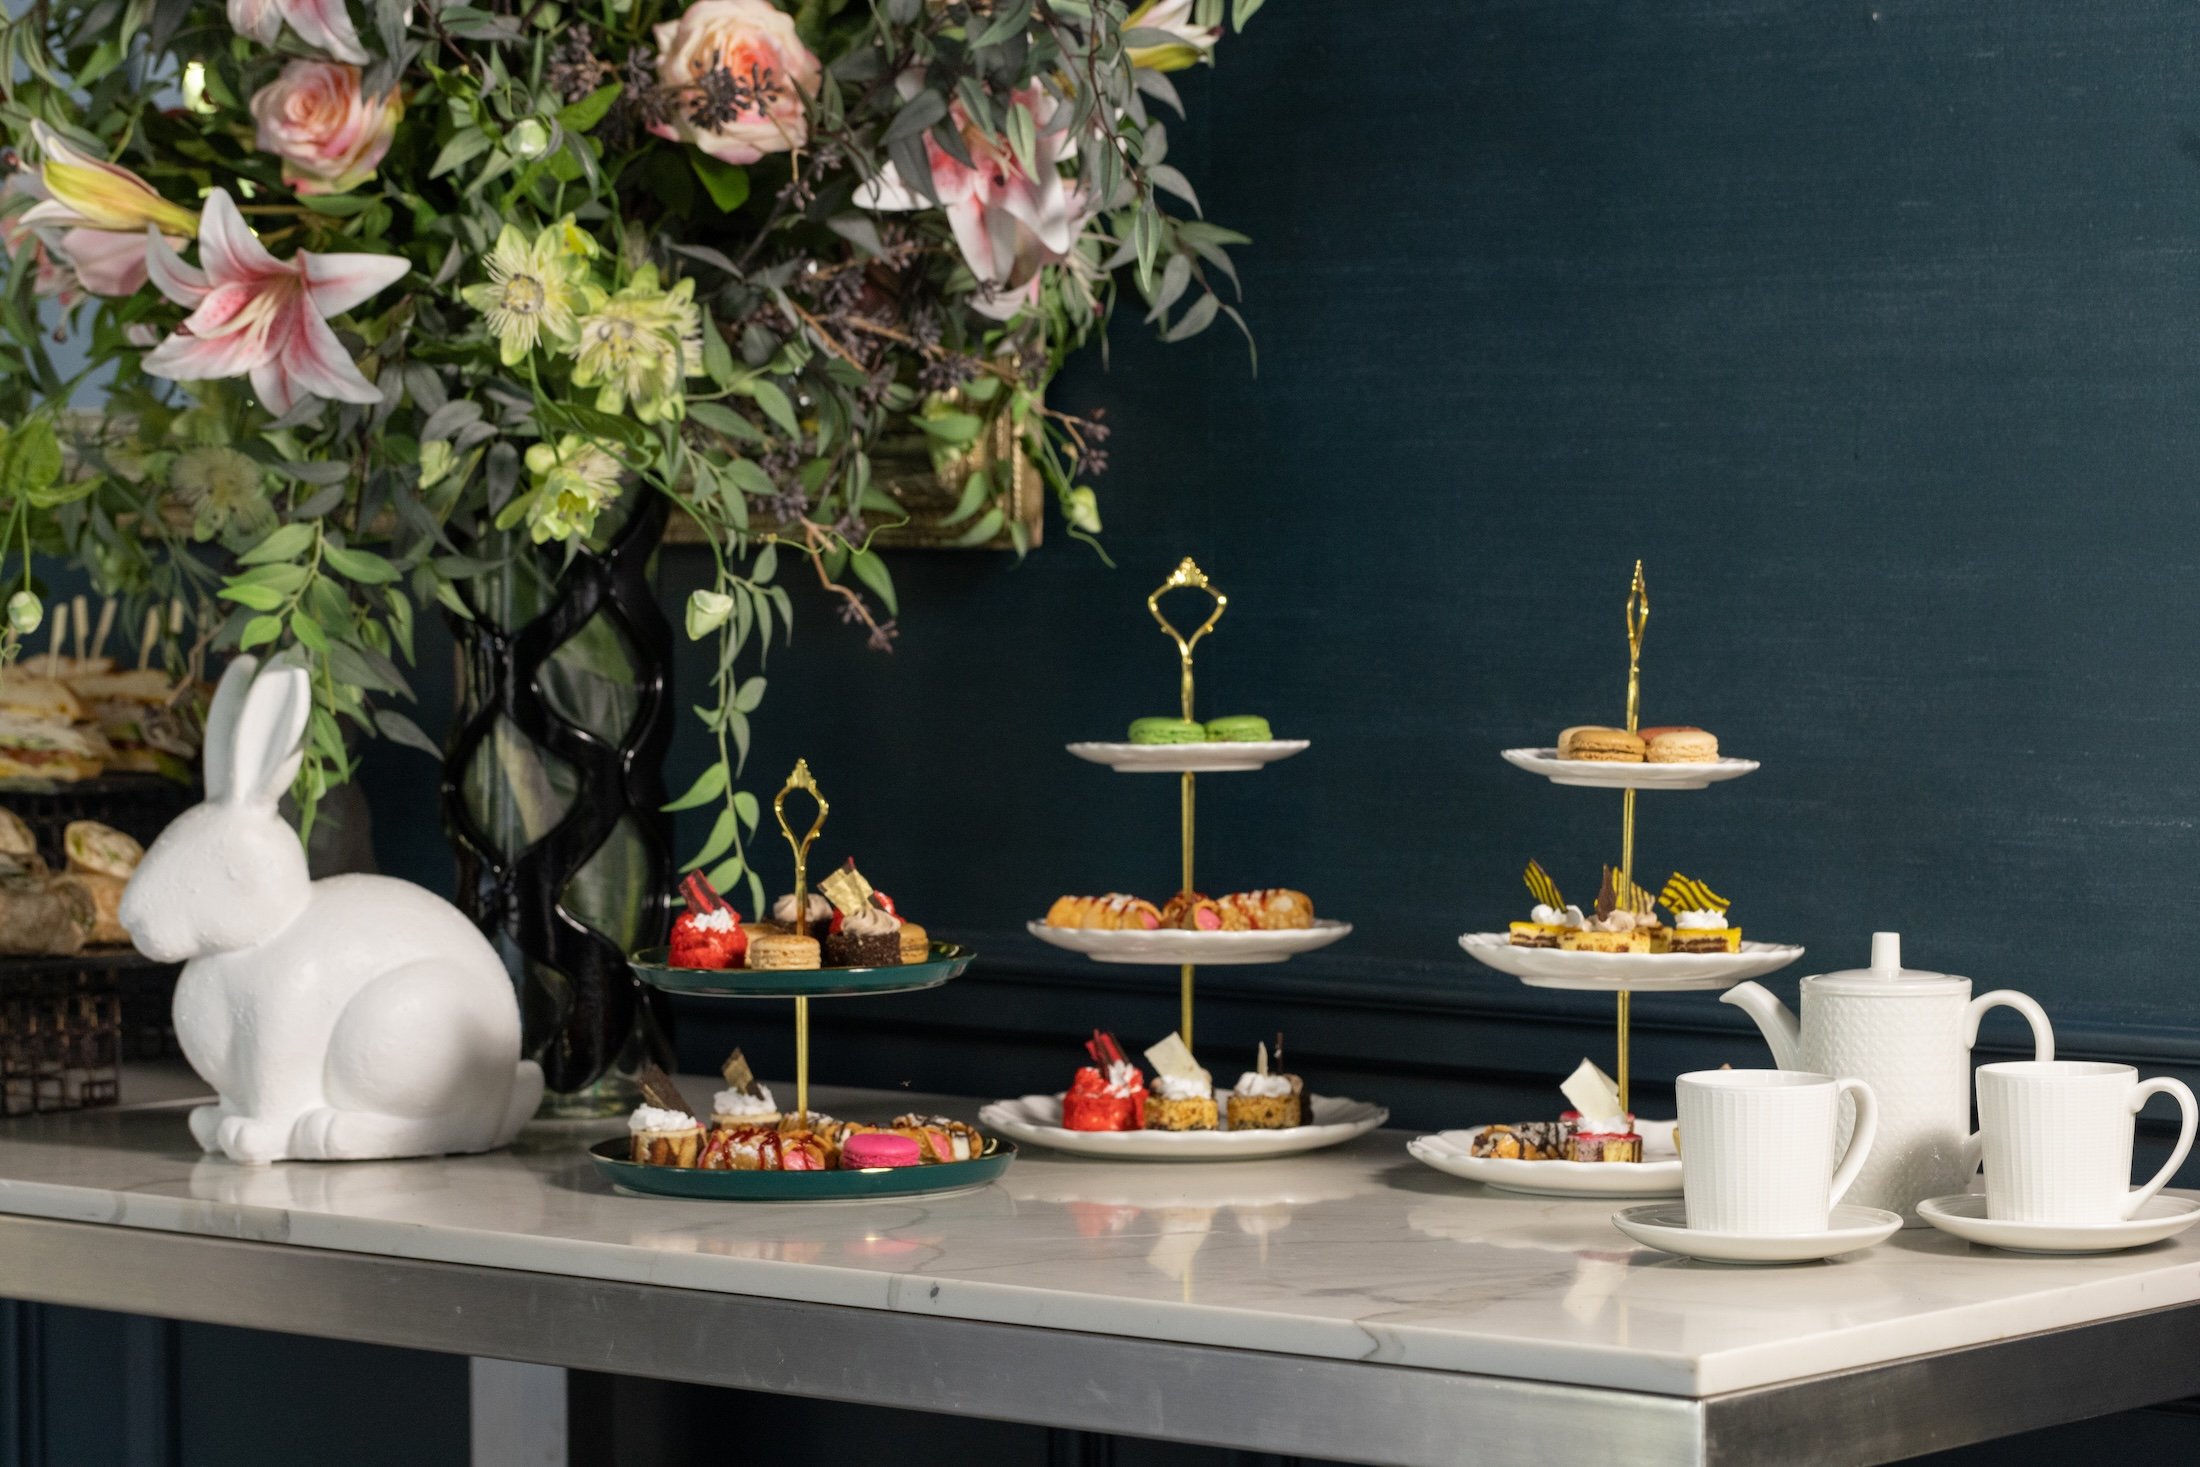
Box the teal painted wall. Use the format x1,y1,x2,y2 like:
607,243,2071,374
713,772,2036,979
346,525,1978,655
20,1,2200,1463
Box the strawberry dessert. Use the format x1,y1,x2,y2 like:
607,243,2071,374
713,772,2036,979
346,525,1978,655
1062,1031,1147,1131
669,873,747,969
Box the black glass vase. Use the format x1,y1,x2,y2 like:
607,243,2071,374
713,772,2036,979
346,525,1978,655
440,492,677,1117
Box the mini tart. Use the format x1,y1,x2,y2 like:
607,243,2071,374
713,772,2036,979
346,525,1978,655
888,1114,987,1163
897,920,930,964
1667,926,1742,953
1160,890,1248,931
1225,1077,1303,1130
1557,725,1646,762
631,1122,703,1167
1144,1093,1219,1131
1641,726,1719,763
1508,920,1567,949
747,932,821,970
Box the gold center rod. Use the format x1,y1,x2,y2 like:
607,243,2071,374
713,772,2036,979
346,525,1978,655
795,995,809,1124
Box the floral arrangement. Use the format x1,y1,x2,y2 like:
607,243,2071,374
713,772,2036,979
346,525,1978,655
0,0,1260,904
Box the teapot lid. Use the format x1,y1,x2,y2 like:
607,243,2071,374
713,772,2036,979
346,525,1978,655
1800,932,1970,996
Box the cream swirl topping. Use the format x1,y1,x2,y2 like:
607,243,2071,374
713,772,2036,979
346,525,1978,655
712,1084,776,1117
688,907,736,933
840,903,902,935
1233,1072,1293,1098
628,1104,697,1133
1153,1073,1213,1100
1531,903,1584,928
773,893,834,925
1673,909,1728,930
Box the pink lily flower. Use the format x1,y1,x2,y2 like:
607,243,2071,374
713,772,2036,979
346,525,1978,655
226,0,369,65
856,85,1089,322
142,189,408,413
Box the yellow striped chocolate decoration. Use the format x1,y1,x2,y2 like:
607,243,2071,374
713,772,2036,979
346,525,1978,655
1524,859,1564,911
1661,872,1730,915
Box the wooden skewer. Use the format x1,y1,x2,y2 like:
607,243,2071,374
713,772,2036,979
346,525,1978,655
70,595,87,667
89,599,114,663
44,601,67,679
136,607,159,671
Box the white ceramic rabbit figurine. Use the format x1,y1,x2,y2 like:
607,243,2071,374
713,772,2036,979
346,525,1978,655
120,655,543,1164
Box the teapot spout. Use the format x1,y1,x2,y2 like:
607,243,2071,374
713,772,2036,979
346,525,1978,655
1721,981,1803,1069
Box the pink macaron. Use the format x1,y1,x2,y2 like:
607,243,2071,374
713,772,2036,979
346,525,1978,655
841,1132,922,1169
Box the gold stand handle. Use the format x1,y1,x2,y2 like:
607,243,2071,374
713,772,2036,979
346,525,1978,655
774,760,831,1124
1149,559,1227,1052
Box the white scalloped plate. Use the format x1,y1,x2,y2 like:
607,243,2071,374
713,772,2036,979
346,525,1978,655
1067,740,1310,774
1457,932,1804,991
1029,919,1352,966
977,1093,1387,1160
1501,747,1759,790
1408,1122,1683,1198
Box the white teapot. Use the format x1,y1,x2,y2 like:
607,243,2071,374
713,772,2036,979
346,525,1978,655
1721,932,2053,1224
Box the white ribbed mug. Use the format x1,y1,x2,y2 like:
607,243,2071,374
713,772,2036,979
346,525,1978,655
1976,1061,2197,1224
1677,1069,1879,1234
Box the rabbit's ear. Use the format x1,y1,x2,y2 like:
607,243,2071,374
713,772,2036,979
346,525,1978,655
200,655,260,805
225,662,312,808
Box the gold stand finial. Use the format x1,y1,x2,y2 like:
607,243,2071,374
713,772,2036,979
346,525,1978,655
1147,558,1227,1049
1147,557,1227,721
772,759,830,1123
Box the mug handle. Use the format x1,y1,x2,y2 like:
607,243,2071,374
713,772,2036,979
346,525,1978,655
2123,1077,2198,1220
1829,1077,1879,1207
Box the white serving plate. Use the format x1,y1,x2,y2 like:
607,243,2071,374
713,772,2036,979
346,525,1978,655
1500,747,1759,791
1457,932,1804,992
1915,1193,2200,1255
1408,1121,1683,1198
977,1093,1387,1161
1611,1202,1903,1264
1029,919,1352,966
1066,740,1310,774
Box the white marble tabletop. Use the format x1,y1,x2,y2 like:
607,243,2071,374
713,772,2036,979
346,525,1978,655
2,1074,2197,1398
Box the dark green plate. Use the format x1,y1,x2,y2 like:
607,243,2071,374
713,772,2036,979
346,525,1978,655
628,942,975,998
588,1136,1016,1200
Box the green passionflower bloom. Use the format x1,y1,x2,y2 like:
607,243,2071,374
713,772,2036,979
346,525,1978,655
568,267,704,425
461,224,583,366
516,434,623,545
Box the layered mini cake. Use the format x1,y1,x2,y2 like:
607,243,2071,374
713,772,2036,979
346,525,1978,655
711,1081,780,1131
1225,1040,1303,1129
1063,1032,1146,1130
826,900,903,966
1469,1120,1575,1160
628,1105,702,1167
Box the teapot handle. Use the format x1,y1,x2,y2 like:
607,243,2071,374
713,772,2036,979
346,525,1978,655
1960,991,2055,1176
1965,990,2054,1061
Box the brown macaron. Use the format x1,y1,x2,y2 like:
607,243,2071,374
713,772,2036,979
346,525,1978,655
746,932,821,971
1642,726,1719,763
1557,725,1646,762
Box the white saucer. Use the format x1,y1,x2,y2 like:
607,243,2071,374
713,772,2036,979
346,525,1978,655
1915,1193,2200,1254
1458,932,1804,991
1409,1121,1682,1198
1501,747,1759,790
1610,1202,1904,1264
1067,740,1310,774
977,1093,1387,1161
1028,919,1352,966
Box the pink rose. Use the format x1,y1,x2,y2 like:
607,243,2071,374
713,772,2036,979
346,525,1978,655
650,0,820,166
249,61,400,197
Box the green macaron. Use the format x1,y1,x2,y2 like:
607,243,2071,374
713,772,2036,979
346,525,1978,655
1128,717,1208,745
1203,715,1273,742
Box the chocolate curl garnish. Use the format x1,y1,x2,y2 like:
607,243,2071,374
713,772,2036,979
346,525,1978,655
721,1048,757,1095
1085,1030,1128,1068
637,1062,694,1117
1595,867,1619,922
681,872,729,915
